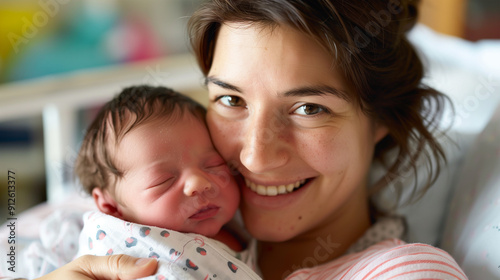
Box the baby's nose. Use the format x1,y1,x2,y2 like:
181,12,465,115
183,171,212,196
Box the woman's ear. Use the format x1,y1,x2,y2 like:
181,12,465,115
92,188,122,218
374,122,389,144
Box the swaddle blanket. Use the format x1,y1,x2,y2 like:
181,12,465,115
0,210,85,279
77,211,261,280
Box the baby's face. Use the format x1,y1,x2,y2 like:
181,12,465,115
112,112,240,237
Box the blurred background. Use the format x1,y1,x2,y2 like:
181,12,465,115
0,0,499,219
0,0,204,83
0,0,205,218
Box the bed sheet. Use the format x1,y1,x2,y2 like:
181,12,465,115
0,192,96,278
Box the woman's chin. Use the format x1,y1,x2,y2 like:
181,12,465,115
241,211,299,242
247,226,298,243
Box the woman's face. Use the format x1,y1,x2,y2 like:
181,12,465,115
206,23,387,241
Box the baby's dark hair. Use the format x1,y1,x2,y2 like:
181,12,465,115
75,85,207,194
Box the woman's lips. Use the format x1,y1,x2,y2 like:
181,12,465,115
189,205,220,220
239,177,314,209
244,178,308,196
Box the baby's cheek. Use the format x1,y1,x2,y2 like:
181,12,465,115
174,202,193,225
213,168,236,189
214,170,240,203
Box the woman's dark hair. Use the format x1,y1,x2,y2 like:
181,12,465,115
75,85,206,194
188,0,450,206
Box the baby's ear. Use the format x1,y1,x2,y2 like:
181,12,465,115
92,188,122,218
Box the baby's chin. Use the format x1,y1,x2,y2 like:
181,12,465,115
147,223,222,237
188,222,224,238
120,218,221,237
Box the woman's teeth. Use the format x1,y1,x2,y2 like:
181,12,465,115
244,178,306,196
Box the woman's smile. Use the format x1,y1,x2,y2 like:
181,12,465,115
244,177,308,196
239,175,315,211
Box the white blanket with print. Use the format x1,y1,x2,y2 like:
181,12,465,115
76,211,260,280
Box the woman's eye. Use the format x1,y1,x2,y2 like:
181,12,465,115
216,95,245,107
294,104,328,116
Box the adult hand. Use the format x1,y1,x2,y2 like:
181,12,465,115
35,254,157,280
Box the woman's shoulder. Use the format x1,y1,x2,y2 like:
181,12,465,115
360,240,467,278
286,239,468,280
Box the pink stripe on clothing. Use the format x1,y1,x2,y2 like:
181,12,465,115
386,269,463,280
362,245,466,279
285,239,468,280
369,260,465,279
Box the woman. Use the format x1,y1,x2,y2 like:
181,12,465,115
39,0,466,279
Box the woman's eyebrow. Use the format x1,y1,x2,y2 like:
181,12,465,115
205,76,350,101
205,76,242,93
284,86,351,102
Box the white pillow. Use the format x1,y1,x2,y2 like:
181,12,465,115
440,104,500,279
369,129,472,245
369,24,500,246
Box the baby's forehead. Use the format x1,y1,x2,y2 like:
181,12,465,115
110,109,209,179
108,107,206,155
107,105,193,140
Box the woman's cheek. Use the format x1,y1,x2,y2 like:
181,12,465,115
207,112,241,164
295,127,342,170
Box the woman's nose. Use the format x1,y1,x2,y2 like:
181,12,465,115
183,170,213,197
240,110,289,174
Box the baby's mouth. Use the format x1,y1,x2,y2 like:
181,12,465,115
244,178,310,196
189,205,220,220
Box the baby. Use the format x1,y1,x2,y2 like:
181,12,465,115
74,85,259,279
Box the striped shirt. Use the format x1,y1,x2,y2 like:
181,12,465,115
286,239,468,280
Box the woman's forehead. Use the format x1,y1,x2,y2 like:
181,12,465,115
210,23,350,96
